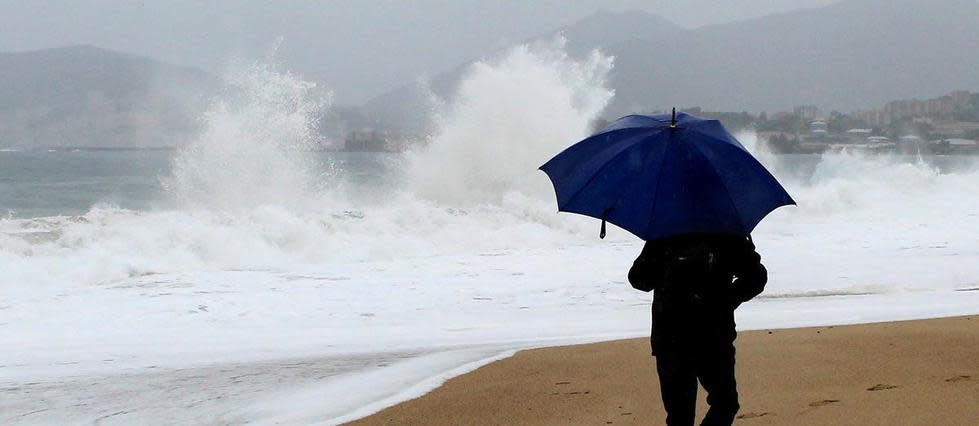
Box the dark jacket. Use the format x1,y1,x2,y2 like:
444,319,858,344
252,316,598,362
628,233,767,354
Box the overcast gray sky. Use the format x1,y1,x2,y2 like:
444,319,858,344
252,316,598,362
0,0,838,105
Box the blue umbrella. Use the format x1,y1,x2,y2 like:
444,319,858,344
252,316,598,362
539,110,795,240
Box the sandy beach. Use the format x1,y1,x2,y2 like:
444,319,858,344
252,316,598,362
351,315,978,425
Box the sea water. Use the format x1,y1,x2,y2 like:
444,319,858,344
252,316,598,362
1,151,974,220
0,150,395,219
2,40,978,423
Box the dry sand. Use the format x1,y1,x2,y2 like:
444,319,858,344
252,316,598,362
350,315,978,425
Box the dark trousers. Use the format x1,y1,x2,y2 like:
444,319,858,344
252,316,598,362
654,331,739,425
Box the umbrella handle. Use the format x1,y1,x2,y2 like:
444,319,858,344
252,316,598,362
600,207,612,239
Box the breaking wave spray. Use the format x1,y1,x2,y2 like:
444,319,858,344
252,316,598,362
3,37,977,295
0,39,618,288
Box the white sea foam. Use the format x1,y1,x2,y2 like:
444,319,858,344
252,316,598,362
407,39,614,206
0,40,617,291
162,59,330,211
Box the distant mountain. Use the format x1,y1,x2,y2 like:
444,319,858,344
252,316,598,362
606,0,979,115
364,0,979,130
0,45,216,148
361,9,682,133
548,9,684,56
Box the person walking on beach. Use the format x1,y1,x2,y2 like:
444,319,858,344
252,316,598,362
540,112,790,424
629,232,767,426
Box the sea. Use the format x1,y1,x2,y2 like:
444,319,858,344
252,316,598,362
2,41,978,424
2,150,977,220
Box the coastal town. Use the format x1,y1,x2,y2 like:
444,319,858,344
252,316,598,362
755,90,979,154
342,89,979,154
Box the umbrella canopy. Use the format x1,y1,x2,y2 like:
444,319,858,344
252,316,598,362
539,111,795,240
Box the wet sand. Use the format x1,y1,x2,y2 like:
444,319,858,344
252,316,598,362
350,315,978,425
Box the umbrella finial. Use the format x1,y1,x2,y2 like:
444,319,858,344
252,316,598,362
670,108,677,128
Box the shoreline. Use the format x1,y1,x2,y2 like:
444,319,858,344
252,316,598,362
350,315,979,425
5,291,979,424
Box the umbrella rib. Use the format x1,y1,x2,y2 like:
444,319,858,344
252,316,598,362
641,131,675,239
684,134,748,233
542,128,651,210
593,115,670,135
542,127,656,173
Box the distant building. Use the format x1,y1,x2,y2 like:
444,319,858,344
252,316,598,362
853,90,975,128
945,138,977,147
808,120,828,139
947,138,978,154
853,109,890,127
949,90,972,106
867,136,891,143
931,121,979,137
932,138,979,154
794,105,821,120
898,135,923,144
845,128,872,143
